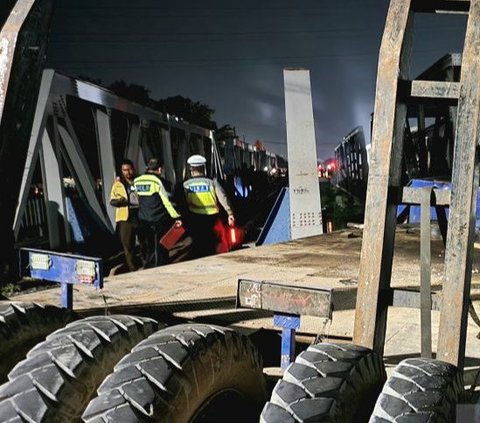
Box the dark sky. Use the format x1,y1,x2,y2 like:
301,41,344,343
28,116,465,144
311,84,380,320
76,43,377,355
46,1,467,160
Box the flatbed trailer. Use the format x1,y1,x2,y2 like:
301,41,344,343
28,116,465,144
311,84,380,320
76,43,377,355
11,228,480,376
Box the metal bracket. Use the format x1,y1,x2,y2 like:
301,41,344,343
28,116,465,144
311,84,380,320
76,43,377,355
19,248,103,309
237,279,333,370
236,279,333,318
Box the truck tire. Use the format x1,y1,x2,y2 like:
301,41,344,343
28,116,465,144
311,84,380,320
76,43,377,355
261,343,386,423
369,358,464,422
82,323,267,423
0,302,78,383
0,314,158,422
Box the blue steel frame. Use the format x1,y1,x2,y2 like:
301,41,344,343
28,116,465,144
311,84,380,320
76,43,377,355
273,313,301,369
19,248,103,309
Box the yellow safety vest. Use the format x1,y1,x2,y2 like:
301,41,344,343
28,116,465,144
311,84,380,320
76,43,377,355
134,173,180,221
183,177,220,215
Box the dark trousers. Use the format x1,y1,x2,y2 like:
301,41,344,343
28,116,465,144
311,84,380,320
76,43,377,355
188,214,226,258
117,220,138,272
138,220,172,268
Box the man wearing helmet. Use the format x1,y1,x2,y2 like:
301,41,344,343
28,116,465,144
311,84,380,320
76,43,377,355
183,154,235,258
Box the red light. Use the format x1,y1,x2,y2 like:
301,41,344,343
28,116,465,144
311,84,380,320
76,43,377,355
230,227,237,244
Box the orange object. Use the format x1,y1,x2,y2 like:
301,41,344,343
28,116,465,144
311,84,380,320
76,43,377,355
230,227,237,244
227,225,244,250
327,220,334,233
159,224,185,249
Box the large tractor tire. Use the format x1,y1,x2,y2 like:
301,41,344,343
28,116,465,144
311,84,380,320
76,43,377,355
0,302,78,383
369,358,464,422
82,323,268,423
261,343,386,423
0,315,158,422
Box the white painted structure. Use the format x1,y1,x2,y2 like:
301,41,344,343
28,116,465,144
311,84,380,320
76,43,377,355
283,68,323,239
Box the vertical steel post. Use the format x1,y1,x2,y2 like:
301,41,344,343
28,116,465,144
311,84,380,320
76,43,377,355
273,314,301,370
438,0,480,369
420,187,432,358
60,283,73,309
353,0,413,354
160,127,176,186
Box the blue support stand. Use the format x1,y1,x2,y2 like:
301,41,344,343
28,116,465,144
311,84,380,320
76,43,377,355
19,248,103,310
61,283,73,309
273,313,301,369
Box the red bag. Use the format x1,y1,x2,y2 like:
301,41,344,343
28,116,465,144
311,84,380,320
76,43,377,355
213,218,229,254
159,224,185,249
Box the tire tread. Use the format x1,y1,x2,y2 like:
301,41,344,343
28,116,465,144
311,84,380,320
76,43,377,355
261,343,386,423
0,302,78,383
0,314,158,422
369,358,464,423
83,323,266,423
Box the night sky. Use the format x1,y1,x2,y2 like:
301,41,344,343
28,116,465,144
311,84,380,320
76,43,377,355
46,1,467,160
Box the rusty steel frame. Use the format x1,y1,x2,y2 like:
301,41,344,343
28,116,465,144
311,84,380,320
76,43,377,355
354,0,478,369
0,0,55,279
437,0,480,368
353,0,414,354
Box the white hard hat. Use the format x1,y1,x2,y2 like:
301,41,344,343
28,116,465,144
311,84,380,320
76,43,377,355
187,154,207,167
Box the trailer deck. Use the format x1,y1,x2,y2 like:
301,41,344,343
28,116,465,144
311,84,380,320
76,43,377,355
11,227,480,384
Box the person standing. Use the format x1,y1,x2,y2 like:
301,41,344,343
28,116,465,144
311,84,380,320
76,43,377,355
109,159,139,272
183,154,235,258
134,158,182,268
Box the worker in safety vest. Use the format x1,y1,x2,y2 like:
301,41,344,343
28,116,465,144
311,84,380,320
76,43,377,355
134,158,182,268
183,154,235,258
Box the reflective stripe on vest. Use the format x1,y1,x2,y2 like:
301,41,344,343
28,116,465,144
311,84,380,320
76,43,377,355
134,173,180,220
134,174,161,196
184,179,219,215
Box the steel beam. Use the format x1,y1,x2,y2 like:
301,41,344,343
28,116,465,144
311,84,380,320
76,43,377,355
94,108,116,228
412,0,470,14
57,122,112,232
210,131,225,180
13,69,54,237
49,72,211,138
437,0,480,369
353,0,414,353
390,288,441,310
125,120,142,171
40,129,68,248
0,0,55,279
401,186,450,205
410,80,460,100
420,187,433,358
160,126,176,186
